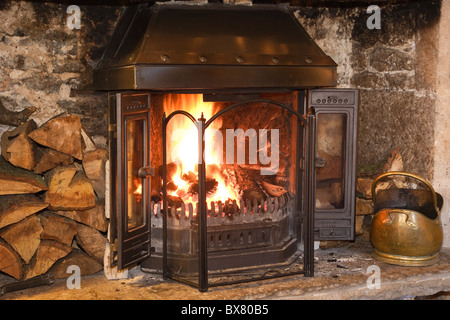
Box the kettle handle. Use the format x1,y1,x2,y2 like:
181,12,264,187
371,171,439,215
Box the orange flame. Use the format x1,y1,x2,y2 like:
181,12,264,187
164,94,240,204
134,183,142,195
133,181,142,203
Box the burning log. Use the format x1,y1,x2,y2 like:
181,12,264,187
242,188,266,205
158,162,180,178
260,180,287,197
1,120,37,171
166,181,178,193
223,164,259,192
167,195,183,209
188,179,218,197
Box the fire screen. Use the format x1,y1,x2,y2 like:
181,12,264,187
158,93,315,291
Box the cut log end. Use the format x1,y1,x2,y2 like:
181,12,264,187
28,114,83,160
0,215,43,264
0,194,49,229
0,156,47,195
1,120,37,171
45,166,96,211
24,240,72,280
0,240,24,280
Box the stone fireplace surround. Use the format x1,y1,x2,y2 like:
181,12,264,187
0,0,449,298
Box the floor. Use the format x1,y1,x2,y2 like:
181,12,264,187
1,237,449,301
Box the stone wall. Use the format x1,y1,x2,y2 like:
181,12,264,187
295,1,440,180
0,0,440,177
433,0,450,247
0,0,448,246
0,1,122,144
295,0,449,247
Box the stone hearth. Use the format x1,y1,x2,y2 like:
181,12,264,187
1,236,449,300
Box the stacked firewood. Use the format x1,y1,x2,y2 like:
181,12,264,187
0,113,108,281
354,147,405,235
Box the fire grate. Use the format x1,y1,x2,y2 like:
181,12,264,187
146,193,295,271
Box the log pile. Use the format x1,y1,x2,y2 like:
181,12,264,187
355,147,405,235
0,114,107,281
319,148,405,249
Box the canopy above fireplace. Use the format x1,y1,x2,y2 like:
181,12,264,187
93,3,337,91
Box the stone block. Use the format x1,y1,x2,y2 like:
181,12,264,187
369,46,414,72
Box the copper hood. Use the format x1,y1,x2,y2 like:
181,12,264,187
93,3,337,91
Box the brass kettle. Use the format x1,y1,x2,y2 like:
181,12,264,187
370,172,443,266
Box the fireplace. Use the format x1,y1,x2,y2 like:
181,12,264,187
94,3,358,291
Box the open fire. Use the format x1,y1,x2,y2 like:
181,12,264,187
128,92,304,282
139,93,287,220
163,94,241,206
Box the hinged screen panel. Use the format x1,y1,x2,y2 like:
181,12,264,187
115,93,152,269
